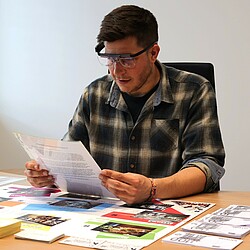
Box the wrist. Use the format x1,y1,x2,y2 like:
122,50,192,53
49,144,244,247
146,178,157,202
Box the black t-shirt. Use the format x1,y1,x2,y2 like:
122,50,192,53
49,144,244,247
122,83,159,123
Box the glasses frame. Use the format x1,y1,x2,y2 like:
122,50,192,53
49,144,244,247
95,41,157,68
95,41,156,58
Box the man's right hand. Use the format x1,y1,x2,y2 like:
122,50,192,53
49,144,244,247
24,160,55,188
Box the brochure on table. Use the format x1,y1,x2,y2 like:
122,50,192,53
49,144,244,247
0,183,215,249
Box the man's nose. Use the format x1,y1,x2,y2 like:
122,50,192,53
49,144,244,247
112,60,126,74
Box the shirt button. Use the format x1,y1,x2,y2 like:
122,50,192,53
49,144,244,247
131,135,136,141
130,164,135,169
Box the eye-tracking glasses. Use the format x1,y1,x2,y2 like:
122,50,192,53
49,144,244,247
95,41,157,68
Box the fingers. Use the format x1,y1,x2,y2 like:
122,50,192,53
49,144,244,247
24,160,55,188
99,169,151,204
25,160,40,170
99,170,134,203
25,160,48,177
27,175,55,188
100,169,135,185
103,178,137,204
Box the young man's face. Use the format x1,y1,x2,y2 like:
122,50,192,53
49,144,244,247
105,36,160,97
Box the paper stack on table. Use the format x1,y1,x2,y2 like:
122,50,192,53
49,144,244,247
15,229,65,243
182,220,250,238
162,204,250,249
162,231,243,250
0,218,21,238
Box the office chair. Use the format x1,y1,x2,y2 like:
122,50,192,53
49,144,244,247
163,62,215,92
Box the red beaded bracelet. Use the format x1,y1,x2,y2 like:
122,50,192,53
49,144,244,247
146,178,157,202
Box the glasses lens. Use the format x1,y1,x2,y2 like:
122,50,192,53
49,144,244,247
97,56,110,66
97,56,136,68
119,58,135,68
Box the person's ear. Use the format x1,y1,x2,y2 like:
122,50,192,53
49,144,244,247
150,44,160,62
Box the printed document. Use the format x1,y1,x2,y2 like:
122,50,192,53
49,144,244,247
14,133,115,198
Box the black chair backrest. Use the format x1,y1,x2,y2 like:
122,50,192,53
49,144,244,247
163,62,215,92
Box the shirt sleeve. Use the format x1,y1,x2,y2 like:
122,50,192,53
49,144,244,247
62,89,90,151
180,80,225,192
181,159,225,192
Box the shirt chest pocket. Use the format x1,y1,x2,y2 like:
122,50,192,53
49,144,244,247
150,119,179,152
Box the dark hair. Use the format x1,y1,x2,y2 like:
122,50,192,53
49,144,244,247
97,5,158,48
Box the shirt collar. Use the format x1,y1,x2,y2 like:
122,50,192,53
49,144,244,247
154,60,174,105
107,60,174,108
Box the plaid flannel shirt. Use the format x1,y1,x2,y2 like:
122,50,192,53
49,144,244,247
63,61,225,192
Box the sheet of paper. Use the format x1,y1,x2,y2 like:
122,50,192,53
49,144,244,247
60,236,143,250
14,133,115,198
0,175,26,186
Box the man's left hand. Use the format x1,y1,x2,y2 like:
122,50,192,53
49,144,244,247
99,169,152,204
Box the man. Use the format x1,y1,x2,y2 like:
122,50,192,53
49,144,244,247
25,5,225,204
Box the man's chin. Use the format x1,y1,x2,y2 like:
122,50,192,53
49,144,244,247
118,86,131,94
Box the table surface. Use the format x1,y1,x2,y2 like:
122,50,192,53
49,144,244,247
1,169,250,250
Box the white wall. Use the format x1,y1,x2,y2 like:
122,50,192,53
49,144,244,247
1,0,250,191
